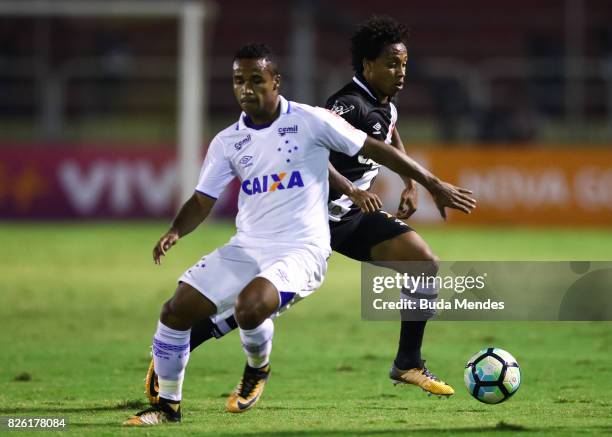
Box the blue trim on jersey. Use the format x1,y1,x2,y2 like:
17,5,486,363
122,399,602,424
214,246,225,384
279,291,296,308
243,115,275,130
195,189,218,200
236,96,289,130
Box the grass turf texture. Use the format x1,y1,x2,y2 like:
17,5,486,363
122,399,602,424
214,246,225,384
1,222,611,436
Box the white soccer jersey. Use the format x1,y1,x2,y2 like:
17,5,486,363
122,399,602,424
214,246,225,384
196,96,367,251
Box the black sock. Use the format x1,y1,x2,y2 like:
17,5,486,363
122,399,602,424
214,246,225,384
394,320,426,370
190,315,238,351
189,318,216,351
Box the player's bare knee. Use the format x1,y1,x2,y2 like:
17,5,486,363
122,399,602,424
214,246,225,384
234,309,255,330
160,300,176,327
160,299,174,321
235,306,266,330
427,253,440,275
160,298,191,330
235,297,269,329
413,246,439,275
395,251,439,276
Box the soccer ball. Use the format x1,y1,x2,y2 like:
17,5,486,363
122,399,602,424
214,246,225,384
464,347,521,404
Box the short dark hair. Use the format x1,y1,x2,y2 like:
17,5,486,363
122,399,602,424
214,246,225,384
350,16,409,74
234,43,279,74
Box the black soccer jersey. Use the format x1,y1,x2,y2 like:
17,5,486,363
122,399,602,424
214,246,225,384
325,75,398,222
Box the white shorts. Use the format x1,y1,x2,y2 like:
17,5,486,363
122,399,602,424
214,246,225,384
178,239,329,325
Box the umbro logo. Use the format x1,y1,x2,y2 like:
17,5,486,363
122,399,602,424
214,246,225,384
276,268,289,283
239,155,253,168
372,122,382,135
331,101,355,116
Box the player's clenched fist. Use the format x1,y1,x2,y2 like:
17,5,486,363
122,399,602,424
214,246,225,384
153,229,180,265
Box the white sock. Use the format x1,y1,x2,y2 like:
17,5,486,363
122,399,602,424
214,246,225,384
152,320,190,402
239,318,274,369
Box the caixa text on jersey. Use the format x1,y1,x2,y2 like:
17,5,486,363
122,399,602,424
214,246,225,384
241,170,305,195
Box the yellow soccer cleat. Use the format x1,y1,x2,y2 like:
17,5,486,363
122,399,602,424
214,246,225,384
145,358,160,405
123,402,181,426
390,361,455,397
226,363,270,413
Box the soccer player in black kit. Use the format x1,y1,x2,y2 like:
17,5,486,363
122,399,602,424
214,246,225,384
143,17,470,406
324,16,455,396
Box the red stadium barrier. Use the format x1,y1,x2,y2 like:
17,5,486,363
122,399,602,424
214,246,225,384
1,145,610,225
375,147,612,226
0,145,179,219
0,145,238,219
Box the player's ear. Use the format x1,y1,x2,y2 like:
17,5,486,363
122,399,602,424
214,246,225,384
273,74,281,90
362,58,372,76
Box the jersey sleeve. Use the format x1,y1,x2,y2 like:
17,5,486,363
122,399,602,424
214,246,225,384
364,112,387,142
310,106,367,157
195,135,236,199
326,95,362,127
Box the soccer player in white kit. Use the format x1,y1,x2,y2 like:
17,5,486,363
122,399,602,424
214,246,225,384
124,44,475,426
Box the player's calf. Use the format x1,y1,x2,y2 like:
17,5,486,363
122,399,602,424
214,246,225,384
227,279,279,413
127,283,217,425
145,314,237,406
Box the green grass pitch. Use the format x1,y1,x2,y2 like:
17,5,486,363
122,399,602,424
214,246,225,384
1,222,611,436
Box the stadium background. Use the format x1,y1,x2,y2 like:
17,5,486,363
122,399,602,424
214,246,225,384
1,0,611,434
2,0,611,224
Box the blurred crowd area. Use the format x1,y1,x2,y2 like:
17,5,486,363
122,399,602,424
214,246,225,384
1,0,611,145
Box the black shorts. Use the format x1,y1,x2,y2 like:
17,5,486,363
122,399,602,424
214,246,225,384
330,210,414,262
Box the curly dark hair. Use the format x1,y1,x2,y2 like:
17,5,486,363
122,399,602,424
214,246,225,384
351,16,409,74
234,43,279,74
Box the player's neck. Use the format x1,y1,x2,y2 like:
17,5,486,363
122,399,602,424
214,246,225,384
369,84,390,104
361,75,390,104
376,93,390,104
245,98,281,127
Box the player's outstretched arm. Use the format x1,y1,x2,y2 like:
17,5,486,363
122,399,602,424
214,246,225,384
360,137,476,219
328,162,382,213
153,192,216,265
